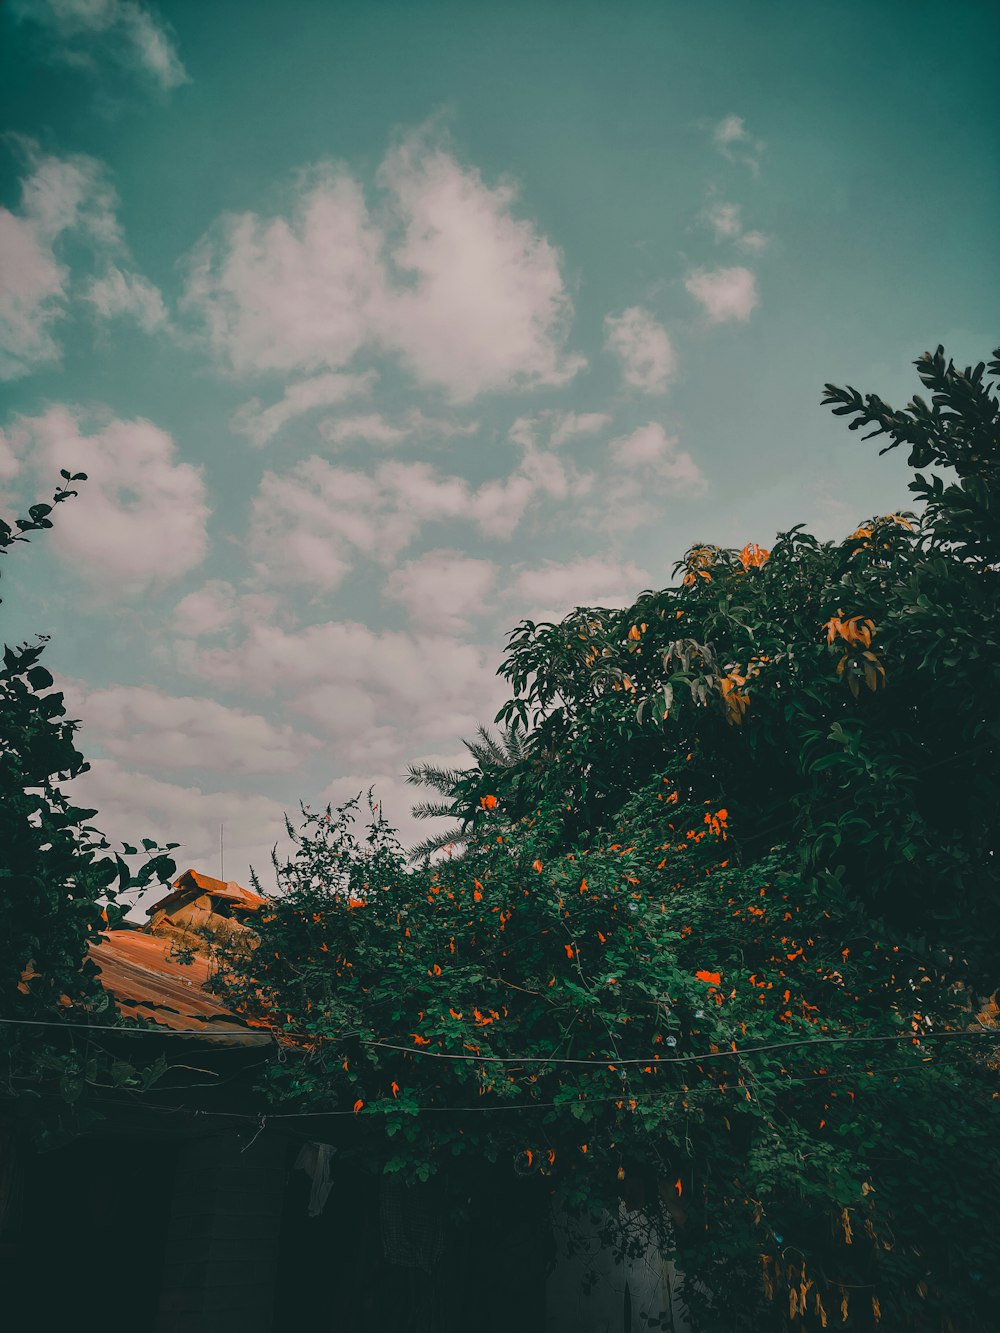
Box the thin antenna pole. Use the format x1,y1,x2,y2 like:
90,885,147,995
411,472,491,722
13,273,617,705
220,823,225,882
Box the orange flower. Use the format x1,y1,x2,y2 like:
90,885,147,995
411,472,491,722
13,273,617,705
347,897,366,909
391,1082,400,1098
738,542,770,570
449,1007,463,1020
411,1034,430,1046
564,944,575,959
353,1099,364,1114
695,969,721,986
428,963,442,976
480,794,498,810
532,859,543,872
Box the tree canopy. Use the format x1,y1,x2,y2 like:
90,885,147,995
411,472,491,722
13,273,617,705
179,345,1000,1329
1,474,177,1132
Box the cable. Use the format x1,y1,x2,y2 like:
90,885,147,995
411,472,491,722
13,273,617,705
0,1014,273,1040
90,1048,989,1124
361,1027,996,1065
2,1013,994,1064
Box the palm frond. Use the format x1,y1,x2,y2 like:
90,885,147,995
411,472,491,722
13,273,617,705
404,763,468,794
411,800,460,821
405,828,468,865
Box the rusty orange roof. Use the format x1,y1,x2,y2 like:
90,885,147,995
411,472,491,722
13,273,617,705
145,867,269,918
89,929,269,1044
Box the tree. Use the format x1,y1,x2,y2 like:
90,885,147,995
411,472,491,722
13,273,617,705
404,723,532,863
219,346,1000,1332
2,474,177,1130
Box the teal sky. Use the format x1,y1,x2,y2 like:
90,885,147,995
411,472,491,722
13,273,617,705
1,0,997,895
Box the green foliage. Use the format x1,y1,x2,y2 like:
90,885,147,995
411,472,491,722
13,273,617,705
220,345,1000,1331
1,475,178,1130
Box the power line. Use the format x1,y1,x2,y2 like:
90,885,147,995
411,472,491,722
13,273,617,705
2,1013,994,1065
361,1028,996,1066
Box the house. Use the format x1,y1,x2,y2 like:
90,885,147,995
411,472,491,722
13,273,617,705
1,871,691,1333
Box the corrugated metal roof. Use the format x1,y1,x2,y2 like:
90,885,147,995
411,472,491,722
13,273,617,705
145,867,268,918
89,873,271,1044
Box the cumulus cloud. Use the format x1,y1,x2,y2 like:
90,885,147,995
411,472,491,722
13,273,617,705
172,580,240,637
506,554,651,624
703,199,770,254
83,265,169,332
547,411,612,448
609,422,707,495
321,413,410,448
604,307,677,393
230,370,375,447
60,680,317,775
509,410,612,451
68,759,293,905
0,143,167,378
590,422,707,531
684,266,758,324
14,0,188,91
4,406,209,590
181,130,584,400
712,114,764,172
186,618,506,767
384,549,495,632
247,439,589,590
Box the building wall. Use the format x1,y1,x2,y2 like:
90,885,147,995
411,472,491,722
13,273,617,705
155,1131,288,1333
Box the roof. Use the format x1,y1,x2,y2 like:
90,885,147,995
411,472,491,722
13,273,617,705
88,930,270,1044
145,867,269,918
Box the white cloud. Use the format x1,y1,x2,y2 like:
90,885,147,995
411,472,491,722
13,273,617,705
61,680,317,775
705,201,742,240
321,413,410,447
712,114,764,172
84,264,168,332
5,406,209,590
230,370,375,447
182,167,383,377
1,147,113,379
548,411,612,448
247,441,588,589
0,144,167,378
506,554,651,624
15,0,188,90
684,266,758,324
588,423,707,532
608,422,707,496
604,307,677,393
181,129,584,400
375,132,584,399
320,408,481,450
703,198,770,253
68,759,293,904
186,619,506,766
738,230,769,254
384,549,495,632
172,580,239,638
509,410,612,451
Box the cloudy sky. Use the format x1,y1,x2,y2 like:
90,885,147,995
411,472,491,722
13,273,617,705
1,0,996,897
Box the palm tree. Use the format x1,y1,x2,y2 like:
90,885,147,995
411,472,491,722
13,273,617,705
404,724,531,864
